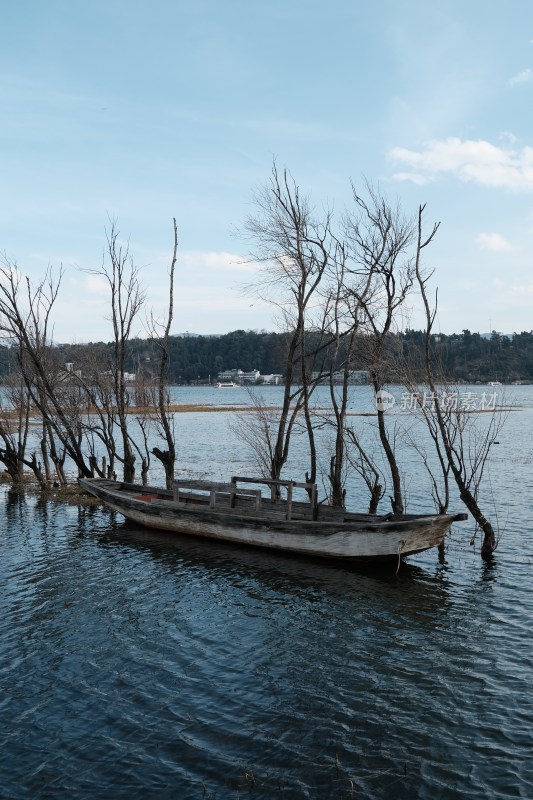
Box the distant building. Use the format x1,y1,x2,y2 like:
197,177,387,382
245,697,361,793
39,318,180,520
311,370,370,385
218,369,244,382
241,369,261,384
216,368,282,385
62,362,82,380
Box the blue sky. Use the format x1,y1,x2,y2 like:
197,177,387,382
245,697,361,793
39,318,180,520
1,0,532,342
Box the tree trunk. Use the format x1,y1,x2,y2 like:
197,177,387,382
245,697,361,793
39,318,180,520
372,376,404,515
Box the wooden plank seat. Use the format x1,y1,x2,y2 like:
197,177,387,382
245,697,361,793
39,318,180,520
173,481,263,513
170,476,321,521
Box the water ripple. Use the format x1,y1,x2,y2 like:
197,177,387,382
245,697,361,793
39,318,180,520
1,489,533,798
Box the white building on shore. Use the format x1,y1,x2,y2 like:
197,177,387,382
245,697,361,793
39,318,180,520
311,370,369,385
216,368,282,385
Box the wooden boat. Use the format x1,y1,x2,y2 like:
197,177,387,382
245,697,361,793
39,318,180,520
79,475,468,563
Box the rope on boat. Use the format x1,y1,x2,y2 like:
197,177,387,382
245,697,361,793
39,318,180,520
396,540,406,576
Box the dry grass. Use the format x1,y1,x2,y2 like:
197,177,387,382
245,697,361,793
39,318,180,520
1,403,274,419
36,484,101,506
1,476,100,505
148,403,250,413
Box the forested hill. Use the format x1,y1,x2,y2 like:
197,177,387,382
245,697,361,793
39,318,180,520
1,328,533,383
400,329,533,383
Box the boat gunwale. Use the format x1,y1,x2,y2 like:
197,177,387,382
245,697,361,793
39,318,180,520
79,477,467,531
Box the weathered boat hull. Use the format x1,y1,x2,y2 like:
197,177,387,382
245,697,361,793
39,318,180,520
80,478,467,562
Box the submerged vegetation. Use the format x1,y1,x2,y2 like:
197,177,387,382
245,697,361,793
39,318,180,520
0,168,509,558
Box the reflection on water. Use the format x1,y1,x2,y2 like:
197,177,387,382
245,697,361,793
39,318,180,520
1,385,533,798
2,490,532,799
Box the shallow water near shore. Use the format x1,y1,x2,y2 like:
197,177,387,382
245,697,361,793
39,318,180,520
1,385,533,798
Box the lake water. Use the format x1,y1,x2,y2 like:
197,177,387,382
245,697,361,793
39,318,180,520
1,386,533,798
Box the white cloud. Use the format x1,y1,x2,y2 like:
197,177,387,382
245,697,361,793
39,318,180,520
500,280,533,309
456,279,477,290
173,291,266,312
389,137,533,191
180,250,255,272
390,171,434,185
84,274,109,295
509,68,533,86
475,232,516,252
499,131,518,147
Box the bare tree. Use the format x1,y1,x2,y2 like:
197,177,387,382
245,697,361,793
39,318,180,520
239,171,430,516
241,163,336,486
345,425,385,514
148,218,178,489
0,367,46,486
72,350,119,478
406,204,507,558
325,222,377,507
87,223,146,482
229,389,279,478
344,183,418,514
0,258,93,479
